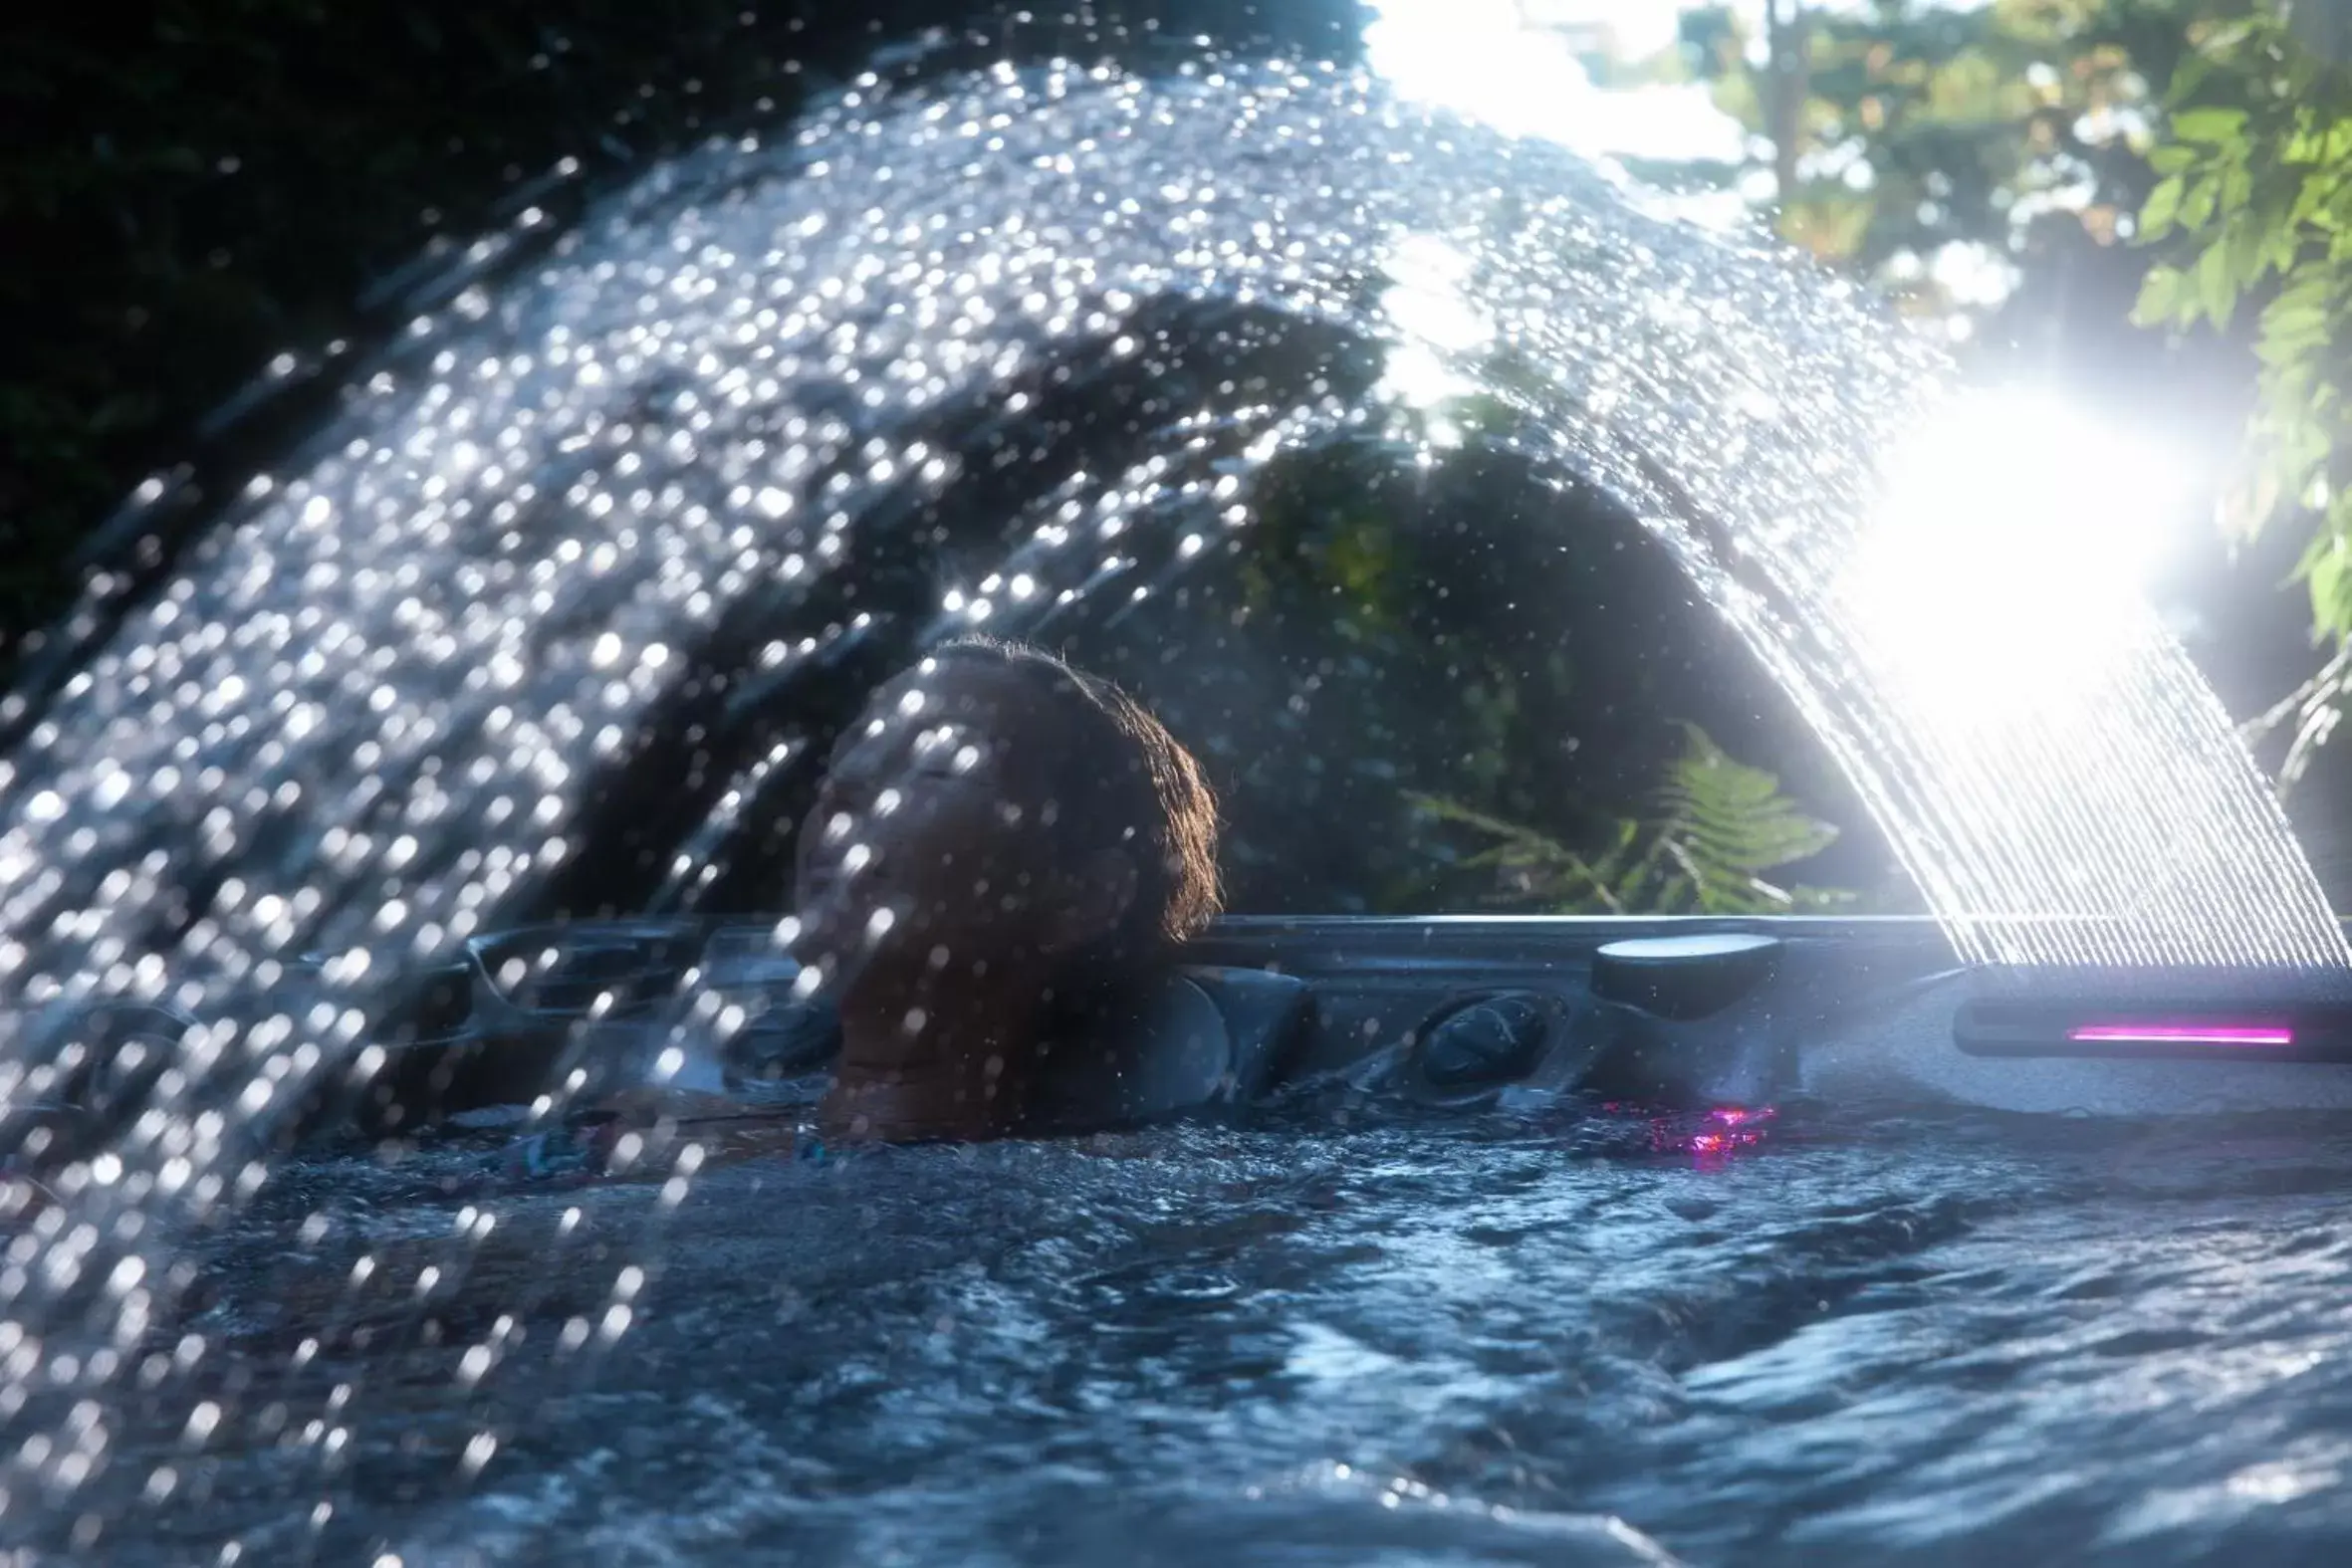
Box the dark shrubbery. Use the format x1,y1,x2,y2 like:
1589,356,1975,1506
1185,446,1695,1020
2,1,1366,647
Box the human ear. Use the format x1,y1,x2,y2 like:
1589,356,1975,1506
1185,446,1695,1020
1041,847,1137,955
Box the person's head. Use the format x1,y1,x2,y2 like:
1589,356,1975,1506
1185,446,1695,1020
792,637,1219,1012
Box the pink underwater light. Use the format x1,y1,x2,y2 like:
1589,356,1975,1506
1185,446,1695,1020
2065,1022,2294,1046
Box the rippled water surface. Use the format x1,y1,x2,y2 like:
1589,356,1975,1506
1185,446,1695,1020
34,1101,2352,1566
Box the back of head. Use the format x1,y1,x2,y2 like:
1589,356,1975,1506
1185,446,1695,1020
930,636,1220,972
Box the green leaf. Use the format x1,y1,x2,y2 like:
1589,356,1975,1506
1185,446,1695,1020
2259,293,2329,356
2140,175,2184,239
2173,107,2249,146
2149,144,2199,176
2226,215,2269,291
2171,51,2213,101
2220,162,2252,216
2273,269,2336,319
2294,169,2338,228
2307,533,2352,642
2196,241,2239,325
2131,264,2187,327
2263,219,2306,276
2183,174,2220,231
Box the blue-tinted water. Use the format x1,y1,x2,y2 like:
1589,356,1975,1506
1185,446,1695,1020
43,1101,2352,1565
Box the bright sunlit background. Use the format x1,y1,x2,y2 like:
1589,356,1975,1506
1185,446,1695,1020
1374,232,1493,436
1364,0,1746,168
1363,0,2218,677
1837,385,2197,716
1363,0,2089,333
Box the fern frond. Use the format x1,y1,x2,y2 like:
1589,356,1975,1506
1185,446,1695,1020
1412,725,1845,917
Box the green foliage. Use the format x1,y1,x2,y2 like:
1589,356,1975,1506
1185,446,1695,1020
2132,6,2352,781
1685,0,2196,324
1102,432,1878,918
1213,440,1596,896
1412,724,1848,915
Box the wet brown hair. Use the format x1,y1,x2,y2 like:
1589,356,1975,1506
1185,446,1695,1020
929,636,1221,962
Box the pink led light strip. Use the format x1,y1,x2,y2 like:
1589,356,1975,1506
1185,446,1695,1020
2066,1023,2294,1046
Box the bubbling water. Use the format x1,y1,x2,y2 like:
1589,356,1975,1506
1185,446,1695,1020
0,53,2342,1557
